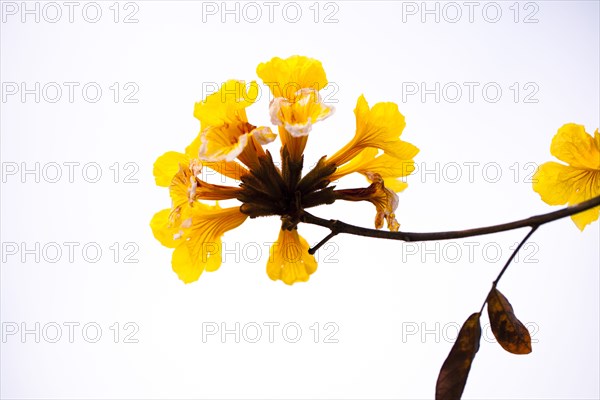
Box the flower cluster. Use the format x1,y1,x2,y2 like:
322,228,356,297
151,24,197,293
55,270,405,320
150,55,419,285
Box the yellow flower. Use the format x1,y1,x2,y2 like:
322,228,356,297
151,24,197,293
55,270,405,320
151,203,248,284
257,55,328,100
533,123,600,230
327,95,419,167
323,95,418,229
257,55,332,161
194,80,276,169
267,229,318,285
329,147,418,193
151,132,253,284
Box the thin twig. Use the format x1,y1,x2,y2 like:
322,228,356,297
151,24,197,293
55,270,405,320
478,226,539,314
308,231,338,255
493,226,539,287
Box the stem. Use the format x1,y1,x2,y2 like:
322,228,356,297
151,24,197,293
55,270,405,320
308,231,338,255
478,226,539,314
493,226,539,287
303,195,600,253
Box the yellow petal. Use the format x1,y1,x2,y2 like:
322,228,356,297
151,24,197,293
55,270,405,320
201,159,249,181
150,209,181,248
185,135,201,159
551,123,600,170
270,88,335,137
267,229,318,285
381,178,409,193
356,95,406,137
257,55,328,100
194,80,258,127
533,162,600,206
328,95,413,166
330,147,417,186
184,134,250,181
333,147,379,181
251,126,277,145
199,128,250,162
382,140,420,162
566,169,600,230
153,151,190,187
171,243,203,284
355,95,407,152
170,164,194,213
571,196,600,231
173,237,223,281
533,162,578,205
172,204,247,284
533,162,600,230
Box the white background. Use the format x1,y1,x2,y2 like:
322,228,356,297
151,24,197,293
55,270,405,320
1,1,599,399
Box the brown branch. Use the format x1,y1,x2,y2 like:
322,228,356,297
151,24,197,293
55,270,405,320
302,195,600,254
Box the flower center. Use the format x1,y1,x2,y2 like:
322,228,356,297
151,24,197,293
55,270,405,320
237,146,337,230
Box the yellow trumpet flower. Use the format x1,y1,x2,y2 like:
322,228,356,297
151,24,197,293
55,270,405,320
533,123,600,230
